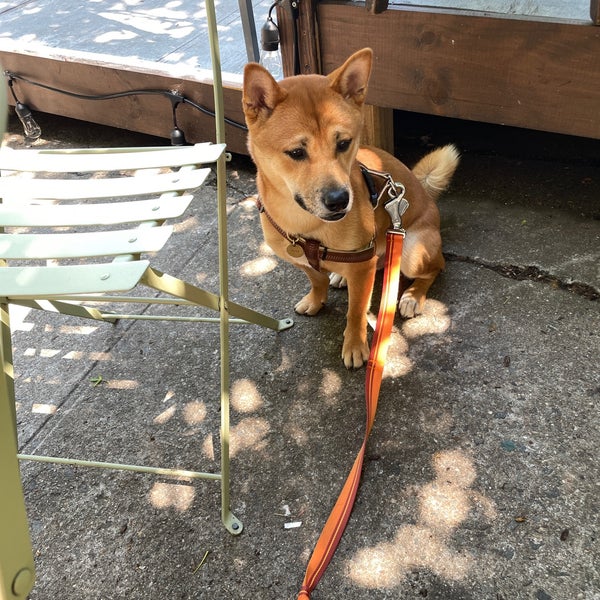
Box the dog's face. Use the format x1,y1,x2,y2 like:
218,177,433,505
243,49,373,222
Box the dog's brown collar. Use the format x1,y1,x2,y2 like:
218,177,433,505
254,197,376,272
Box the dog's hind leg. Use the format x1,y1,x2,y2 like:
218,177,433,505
399,273,440,317
328,273,347,288
398,229,445,318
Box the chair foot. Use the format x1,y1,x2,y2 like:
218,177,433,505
277,318,295,331
223,511,244,535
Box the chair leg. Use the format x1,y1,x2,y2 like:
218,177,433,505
0,302,36,598
214,153,244,535
218,300,243,535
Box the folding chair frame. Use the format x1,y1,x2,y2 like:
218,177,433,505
0,1,292,597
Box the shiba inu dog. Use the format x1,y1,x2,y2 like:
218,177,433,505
242,48,459,368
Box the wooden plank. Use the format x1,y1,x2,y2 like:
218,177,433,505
362,105,394,153
0,52,250,154
318,3,600,139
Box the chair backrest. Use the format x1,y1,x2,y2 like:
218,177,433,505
0,143,225,298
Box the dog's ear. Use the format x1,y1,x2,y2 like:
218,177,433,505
242,63,287,123
328,48,373,106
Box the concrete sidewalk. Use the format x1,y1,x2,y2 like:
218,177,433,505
4,110,599,600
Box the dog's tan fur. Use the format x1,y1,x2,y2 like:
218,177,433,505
243,48,459,368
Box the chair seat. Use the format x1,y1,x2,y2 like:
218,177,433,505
0,227,173,260
0,194,195,226
0,168,211,201
0,261,149,298
0,143,225,172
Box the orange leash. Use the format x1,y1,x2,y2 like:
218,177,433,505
298,227,405,599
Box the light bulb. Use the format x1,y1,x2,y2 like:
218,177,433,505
15,102,41,141
260,18,283,80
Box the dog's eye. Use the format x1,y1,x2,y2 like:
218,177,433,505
336,139,352,153
285,147,308,161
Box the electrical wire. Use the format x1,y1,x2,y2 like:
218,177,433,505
3,70,248,132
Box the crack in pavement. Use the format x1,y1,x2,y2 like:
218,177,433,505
444,252,599,301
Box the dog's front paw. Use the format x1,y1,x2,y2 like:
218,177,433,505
295,293,325,316
398,290,424,318
329,273,347,288
342,338,369,369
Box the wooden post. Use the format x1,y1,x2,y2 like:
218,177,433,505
276,0,320,76
276,0,298,76
296,0,321,74
362,105,394,154
591,0,600,25
366,0,388,14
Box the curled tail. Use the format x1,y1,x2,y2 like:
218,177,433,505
412,144,460,202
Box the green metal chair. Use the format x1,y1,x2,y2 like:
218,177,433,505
0,2,292,597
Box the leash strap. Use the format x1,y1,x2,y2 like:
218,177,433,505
298,227,405,599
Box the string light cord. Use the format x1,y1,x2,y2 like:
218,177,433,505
3,70,248,135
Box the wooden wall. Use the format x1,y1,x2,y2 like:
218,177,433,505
282,2,600,140
0,52,249,154
318,4,600,139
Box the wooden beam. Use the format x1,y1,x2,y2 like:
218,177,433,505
297,0,321,74
0,52,249,154
277,0,299,77
362,105,394,153
318,4,600,139
591,0,600,25
366,0,388,15
277,0,320,76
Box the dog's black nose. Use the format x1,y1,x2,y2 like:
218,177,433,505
323,188,349,212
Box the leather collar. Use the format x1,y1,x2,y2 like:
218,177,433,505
254,197,376,272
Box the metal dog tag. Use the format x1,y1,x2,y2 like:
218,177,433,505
286,243,304,258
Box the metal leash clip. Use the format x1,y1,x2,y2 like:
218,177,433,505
383,179,409,232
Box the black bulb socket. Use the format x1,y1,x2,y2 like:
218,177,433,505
170,127,187,146
261,19,279,52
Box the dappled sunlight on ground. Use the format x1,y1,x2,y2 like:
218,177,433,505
229,417,271,457
172,215,199,234
401,299,451,339
319,368,343,406
182,400,207,425
104,378,139,389
381,327,412,379
153,403,177,425
231,378,264,413
148,481,195,512
347,449,496,589
31,403,57,415
381,298,451,379
240,256,279,277
62,350,112,360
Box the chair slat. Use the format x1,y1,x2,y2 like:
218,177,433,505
0,168,211,201
0,261,150,298
0,143,225,173
0,196,193,227
0,227,173,260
